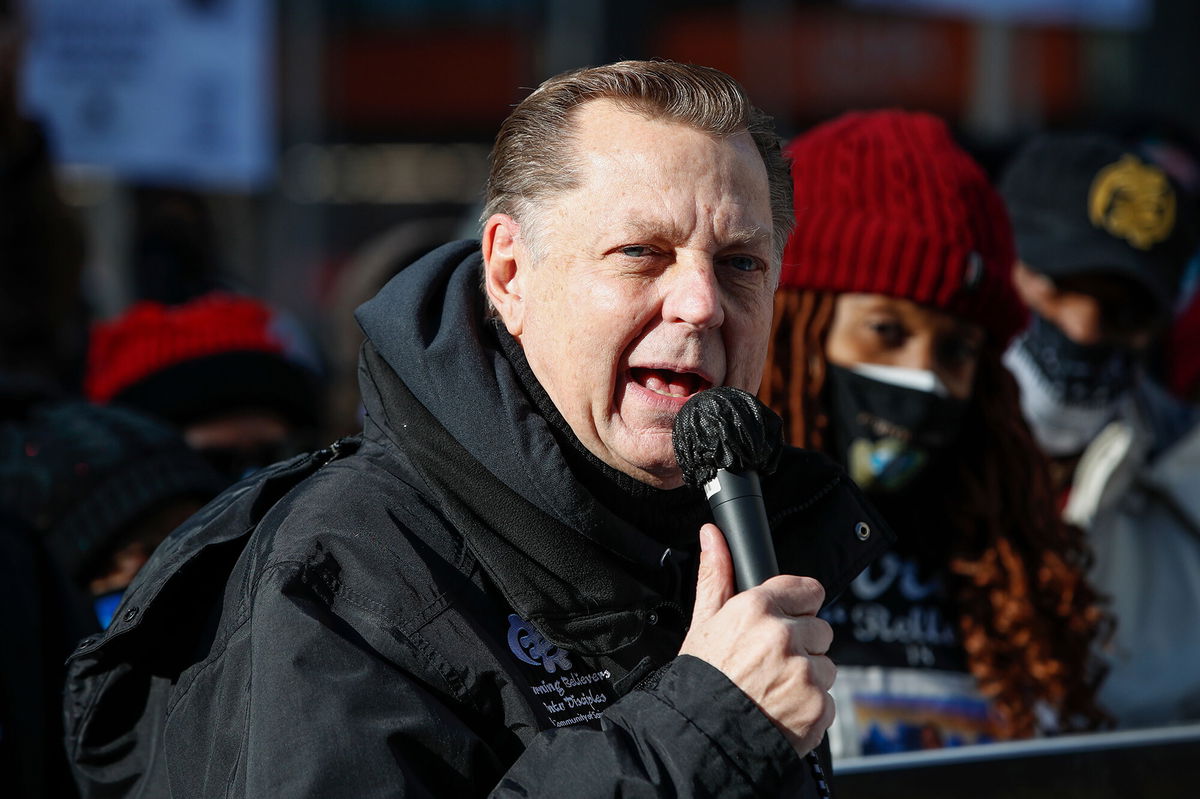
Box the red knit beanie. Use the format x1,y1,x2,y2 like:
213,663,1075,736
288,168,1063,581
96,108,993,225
86,293,320,427
782,110,1027,347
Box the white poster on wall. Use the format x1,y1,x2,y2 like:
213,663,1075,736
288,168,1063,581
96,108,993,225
21,0,274,189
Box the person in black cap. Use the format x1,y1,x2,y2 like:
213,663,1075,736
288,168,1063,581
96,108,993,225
999,131,1200,728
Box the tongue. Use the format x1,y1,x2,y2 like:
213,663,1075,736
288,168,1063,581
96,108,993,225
640,369,695,397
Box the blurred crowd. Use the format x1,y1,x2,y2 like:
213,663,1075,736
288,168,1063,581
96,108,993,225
4,18,1200,799
764,112,1200,757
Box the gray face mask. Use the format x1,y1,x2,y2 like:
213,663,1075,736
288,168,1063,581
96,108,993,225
1003,315,1134,456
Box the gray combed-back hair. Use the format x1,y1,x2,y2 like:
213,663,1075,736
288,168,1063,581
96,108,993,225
481,60,794,264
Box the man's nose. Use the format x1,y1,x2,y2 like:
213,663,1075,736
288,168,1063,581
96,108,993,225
662,260,725,329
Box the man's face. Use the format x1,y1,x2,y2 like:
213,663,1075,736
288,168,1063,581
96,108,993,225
485,100,777,489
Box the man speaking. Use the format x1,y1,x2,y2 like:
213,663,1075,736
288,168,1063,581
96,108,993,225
66,61,889,798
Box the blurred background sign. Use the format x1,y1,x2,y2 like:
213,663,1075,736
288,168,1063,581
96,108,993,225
20,0,274,189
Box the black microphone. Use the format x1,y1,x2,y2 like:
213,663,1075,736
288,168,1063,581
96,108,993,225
673,389,833,799
672,386,784,592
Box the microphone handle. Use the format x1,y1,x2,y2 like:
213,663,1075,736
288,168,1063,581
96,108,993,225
705,469,779,592
705,469,833,799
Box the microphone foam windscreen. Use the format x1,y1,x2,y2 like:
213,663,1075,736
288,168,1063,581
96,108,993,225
672,386,784,487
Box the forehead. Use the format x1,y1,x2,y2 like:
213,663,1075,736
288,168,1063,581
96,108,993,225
553,99,772,239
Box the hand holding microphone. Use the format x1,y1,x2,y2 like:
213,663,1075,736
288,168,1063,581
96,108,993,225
673,388,837,762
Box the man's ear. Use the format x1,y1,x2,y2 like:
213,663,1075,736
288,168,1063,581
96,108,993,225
481,213,527,337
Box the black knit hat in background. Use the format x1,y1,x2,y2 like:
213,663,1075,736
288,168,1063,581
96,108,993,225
1000,132,1198,314
0,401,227,584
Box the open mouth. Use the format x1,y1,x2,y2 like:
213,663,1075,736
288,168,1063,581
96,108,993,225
629,367,713,399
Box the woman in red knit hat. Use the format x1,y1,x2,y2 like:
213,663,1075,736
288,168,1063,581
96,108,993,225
761,110,1110,758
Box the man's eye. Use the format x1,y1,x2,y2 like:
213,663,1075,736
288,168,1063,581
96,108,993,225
720,255,761,272
620,245,654,258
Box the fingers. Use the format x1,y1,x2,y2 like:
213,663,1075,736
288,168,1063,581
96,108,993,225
680,528,839,760
690,523,735,627
763,615,835,681
800,653,837,693
790,615,834,658
806,691,838,754
755,574,825,618
787,661,838,757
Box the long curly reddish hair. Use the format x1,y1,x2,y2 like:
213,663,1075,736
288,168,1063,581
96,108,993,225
761,289,1112,738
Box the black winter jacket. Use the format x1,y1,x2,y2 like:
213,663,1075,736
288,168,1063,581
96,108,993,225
65,241,892,798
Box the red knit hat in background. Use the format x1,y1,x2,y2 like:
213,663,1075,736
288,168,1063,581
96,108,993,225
782,110,1027,347
86,293,321,428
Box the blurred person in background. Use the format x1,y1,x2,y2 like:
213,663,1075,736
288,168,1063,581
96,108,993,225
0,402,223,799
1116,120,1200,406
1,511,88,799
761,110,1111,758
1,1,88,417
1,401,225,626
325,216,462,439
130,187,228,306
1168,295,1200,402
1000,132,1200,727
85,292,324,482
1,7,94,796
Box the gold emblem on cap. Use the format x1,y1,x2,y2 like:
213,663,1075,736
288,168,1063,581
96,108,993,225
1088,154,1176,250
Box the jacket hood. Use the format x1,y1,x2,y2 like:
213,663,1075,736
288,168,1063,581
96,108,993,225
355,241,697,651
356,241,601,535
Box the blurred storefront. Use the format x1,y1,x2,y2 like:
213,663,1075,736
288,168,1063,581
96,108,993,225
19,0,1198,340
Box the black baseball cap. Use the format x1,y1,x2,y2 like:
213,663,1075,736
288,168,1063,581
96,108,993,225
999,132,1197,314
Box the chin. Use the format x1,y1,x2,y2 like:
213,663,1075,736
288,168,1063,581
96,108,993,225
591,429,684,488
618,454,685,490
649,474,686,490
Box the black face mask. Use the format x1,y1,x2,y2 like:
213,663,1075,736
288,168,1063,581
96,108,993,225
825,364,969,494
1016,313,1136,406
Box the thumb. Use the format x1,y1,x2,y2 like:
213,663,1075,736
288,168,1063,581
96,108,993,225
691,523,736,626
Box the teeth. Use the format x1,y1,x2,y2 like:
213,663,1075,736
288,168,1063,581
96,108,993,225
637,369,698,398
643,372,684,397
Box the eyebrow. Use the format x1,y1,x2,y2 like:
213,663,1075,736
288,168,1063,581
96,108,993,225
612,220,771,251
720,225,771,250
